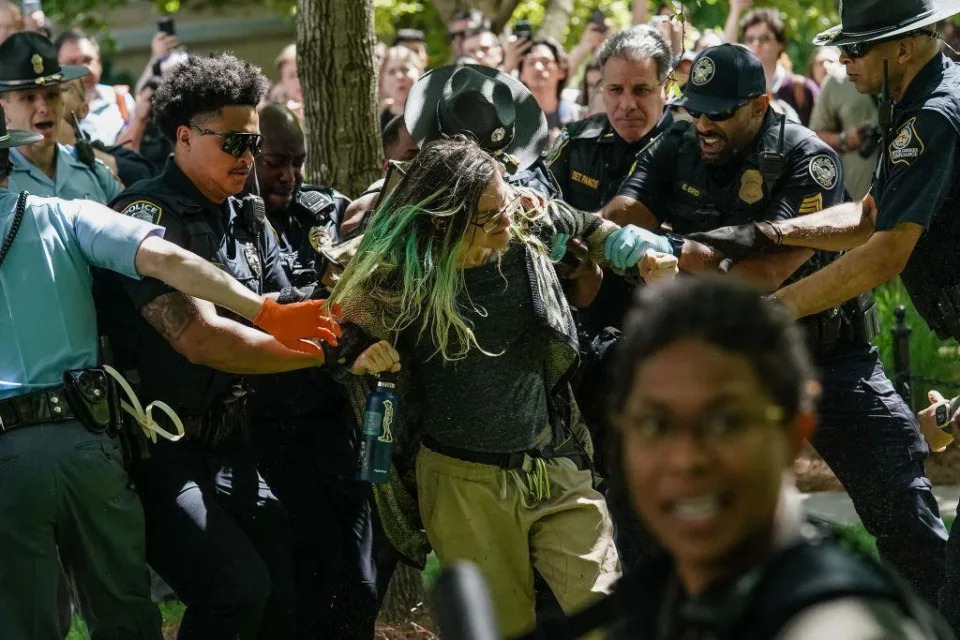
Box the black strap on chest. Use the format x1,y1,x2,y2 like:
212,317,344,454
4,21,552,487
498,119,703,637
0,191,29,270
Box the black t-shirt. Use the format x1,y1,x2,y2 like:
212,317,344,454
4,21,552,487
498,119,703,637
103,159,290,415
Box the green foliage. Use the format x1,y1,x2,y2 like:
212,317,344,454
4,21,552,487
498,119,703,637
872,280,960,407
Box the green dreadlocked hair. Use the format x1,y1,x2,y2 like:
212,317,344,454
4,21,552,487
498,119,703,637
331,135,549,361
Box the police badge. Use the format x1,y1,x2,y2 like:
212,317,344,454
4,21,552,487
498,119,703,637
243,243,262,280
31,54,43,75
738,169,764,205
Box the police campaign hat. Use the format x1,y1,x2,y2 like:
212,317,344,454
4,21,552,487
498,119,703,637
404,64,548,172
674,45,766,115
814,0,960,46
0,31,89,93
0,105,43,148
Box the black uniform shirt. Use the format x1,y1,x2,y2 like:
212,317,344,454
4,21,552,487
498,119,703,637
105,159,290,415
619,109,845,235
872,53,960,333
270,184,350,287
548,110,672,211
547,111,671,333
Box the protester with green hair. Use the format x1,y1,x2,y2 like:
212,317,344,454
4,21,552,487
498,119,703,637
330,135,670,637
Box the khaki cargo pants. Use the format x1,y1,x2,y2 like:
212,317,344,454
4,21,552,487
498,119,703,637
416,444,621,638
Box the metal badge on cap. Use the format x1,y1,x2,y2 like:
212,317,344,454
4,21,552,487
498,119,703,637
691,57,715,86
31,54,42,75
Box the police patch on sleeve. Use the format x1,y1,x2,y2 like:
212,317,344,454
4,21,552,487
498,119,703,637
889,117,925,165
808,155,839,190
120,200,162,224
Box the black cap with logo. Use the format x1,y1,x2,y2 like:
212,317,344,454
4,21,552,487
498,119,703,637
675,44,766,115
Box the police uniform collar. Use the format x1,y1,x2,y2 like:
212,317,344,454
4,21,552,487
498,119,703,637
161,158,226,209
897,52,950,109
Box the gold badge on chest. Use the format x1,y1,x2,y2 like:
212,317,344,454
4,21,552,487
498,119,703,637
738,169,764,205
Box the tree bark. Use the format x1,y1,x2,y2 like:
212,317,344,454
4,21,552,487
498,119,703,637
538,0,574,43
378,563,431,625
297,0,381,197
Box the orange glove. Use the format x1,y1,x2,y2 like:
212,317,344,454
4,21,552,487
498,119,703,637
253,298,343,355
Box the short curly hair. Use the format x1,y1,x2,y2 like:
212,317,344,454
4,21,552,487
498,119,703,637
152,53,269,142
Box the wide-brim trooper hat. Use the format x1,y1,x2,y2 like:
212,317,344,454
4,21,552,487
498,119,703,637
0,104,43,148
0,31,89,93
404,64,548,173
814,0,960,46
674,45,767,115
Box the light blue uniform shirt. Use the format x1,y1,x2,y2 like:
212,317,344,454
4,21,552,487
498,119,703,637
8,143,123,204
0,189,163,399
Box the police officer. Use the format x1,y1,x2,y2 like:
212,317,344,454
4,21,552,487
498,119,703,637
682,0,960,628
0,103,339,639
0,32,122,203
98,53,388,639
599,44,949,609
245,102,380,639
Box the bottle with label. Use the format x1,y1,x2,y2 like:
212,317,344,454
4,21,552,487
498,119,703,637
356,372,398,483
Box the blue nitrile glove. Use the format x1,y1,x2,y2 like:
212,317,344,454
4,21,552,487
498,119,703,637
604,225,673,269
550,232,571,262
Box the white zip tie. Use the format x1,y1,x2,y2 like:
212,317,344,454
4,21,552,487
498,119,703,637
103,364,185,443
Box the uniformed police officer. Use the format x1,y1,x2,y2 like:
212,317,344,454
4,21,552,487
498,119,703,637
598,44,949,609
0,32,122,203
0,102,340,639
681,0,960,628
244,102,380,639
97,53,393,640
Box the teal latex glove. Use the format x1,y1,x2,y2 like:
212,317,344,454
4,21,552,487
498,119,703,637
604,225,672,269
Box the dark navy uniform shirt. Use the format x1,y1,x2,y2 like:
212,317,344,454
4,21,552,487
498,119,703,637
103,159,291,415
871,53,960,337
270,184,350,288
619,109,845,236
547,110,671,333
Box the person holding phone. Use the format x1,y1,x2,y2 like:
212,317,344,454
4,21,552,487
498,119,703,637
55,28,135,146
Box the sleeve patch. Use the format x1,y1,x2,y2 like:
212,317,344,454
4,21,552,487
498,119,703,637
120,200,162,224
889,117,925,165
809,155,839,190
798,193,824,214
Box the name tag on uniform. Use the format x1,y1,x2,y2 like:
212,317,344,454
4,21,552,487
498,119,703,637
571,170,599,190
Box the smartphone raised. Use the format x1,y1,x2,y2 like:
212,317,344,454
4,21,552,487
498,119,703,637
514,19,533,42
157,16,176,36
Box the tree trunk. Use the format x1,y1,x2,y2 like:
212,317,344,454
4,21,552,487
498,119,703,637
378,563,431,625
297,0,381,197
538,0,574,43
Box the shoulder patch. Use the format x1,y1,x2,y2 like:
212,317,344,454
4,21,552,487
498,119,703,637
889,117,924,165
120,200,162,224
545,130,569,167
809,155,839,190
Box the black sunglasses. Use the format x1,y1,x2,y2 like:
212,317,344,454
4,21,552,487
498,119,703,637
839,30,939,59
190,125,263,158
685,103,745,122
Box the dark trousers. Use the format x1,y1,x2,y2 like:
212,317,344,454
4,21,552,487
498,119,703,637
0,422,162,640
254,415,379,640
133,439,295,640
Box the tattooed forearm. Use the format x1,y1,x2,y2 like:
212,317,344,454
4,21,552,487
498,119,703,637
141,292,200,341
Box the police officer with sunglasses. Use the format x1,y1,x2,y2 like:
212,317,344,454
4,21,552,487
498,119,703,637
678,0,960,630
597,43,953,616
98,53,305,639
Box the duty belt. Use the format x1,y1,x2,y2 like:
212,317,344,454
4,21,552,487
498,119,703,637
421,434,586,471
0,386,76,432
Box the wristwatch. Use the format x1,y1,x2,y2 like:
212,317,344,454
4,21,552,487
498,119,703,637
838,131,849,153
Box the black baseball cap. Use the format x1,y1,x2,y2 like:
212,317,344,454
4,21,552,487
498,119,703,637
675,45,766,115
